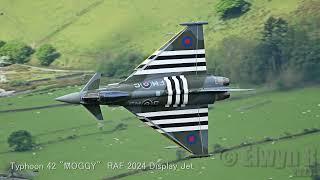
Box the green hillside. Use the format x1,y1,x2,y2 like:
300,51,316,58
0,86,319,179
0,1,319,179
0,0,302,69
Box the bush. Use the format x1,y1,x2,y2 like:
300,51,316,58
0,41,34,64
98,51,144,78
7,130,35,152
0,40,5,48
215,0,251,19
9,80,30,87
36,44,60,66
274,69,302,90
282,27,320,84
208,36,265,84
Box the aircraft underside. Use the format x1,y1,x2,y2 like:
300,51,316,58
55,21,252,156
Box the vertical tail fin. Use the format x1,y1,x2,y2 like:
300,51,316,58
81,73,101,92
160,21,207,51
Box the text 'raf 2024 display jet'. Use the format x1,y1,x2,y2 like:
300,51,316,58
56,22,252,157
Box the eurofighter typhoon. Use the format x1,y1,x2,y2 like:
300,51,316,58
56,22,252,157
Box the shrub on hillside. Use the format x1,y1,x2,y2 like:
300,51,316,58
98,51,144,78
36,44,60,66
9,80,31,87
7,130,35,152
0,41,34,64
215,0,251,19
0,40,5,48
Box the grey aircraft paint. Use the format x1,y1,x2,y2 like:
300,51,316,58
55,22,252,156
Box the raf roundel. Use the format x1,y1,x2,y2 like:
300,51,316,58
143,99,152,106
142,81,151,89
186,133,197,145
182,36,193,48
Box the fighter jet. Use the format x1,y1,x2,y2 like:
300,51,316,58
56,22,252,156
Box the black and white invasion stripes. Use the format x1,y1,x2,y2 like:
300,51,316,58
137,107,208,133
134,49,206,75
164,75,188,107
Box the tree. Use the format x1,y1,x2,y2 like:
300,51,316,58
0,41,34,64
0,40,5,48
215,0,251,19
261,17,289,75
281,20,320,84
7,130,35,152
36,44,60,66
98,51,144,78
208,36,265,84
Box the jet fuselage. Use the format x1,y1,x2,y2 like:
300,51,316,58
78,75,230,107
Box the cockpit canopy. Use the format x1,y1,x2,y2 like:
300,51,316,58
99,91,129,98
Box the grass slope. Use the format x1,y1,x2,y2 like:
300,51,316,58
0,0,302,69
0,86,319,179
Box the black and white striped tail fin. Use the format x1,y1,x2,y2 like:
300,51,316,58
125,105,209,155
126,22,208,82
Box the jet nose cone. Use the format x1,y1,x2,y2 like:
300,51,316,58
55,92,81,104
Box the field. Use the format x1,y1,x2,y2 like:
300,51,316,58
0,0,302,69
0,0,319,179
0,86,319,179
